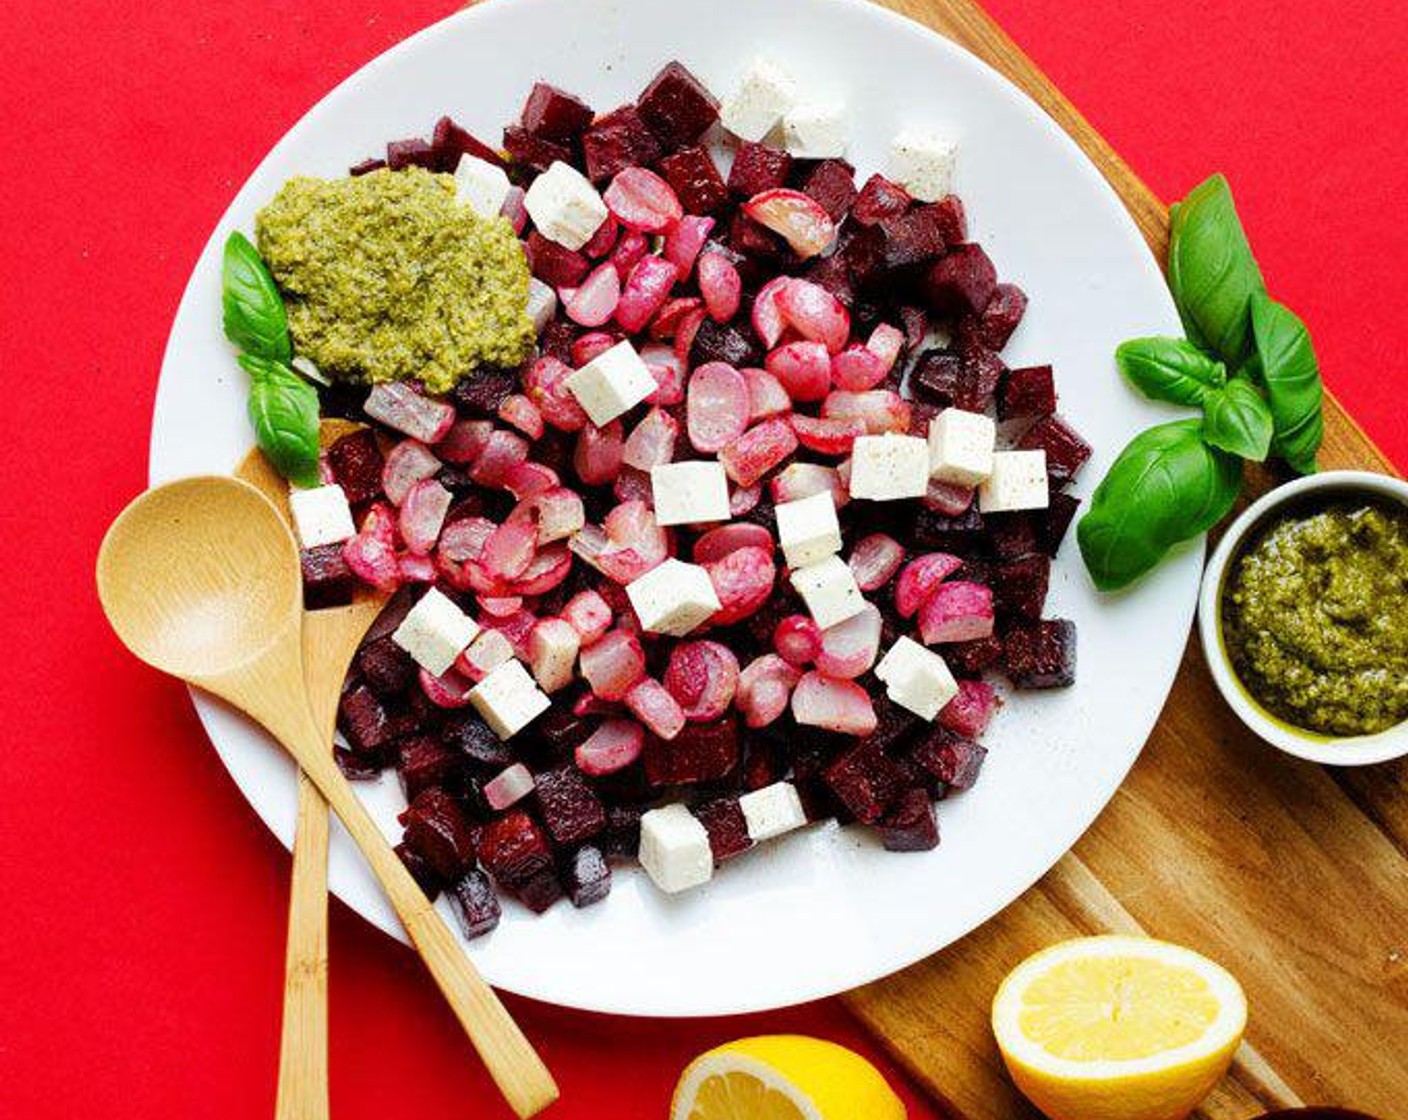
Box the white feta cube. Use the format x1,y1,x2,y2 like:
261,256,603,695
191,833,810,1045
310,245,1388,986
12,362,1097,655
738,782,808,842
468,658,551,739
886,129,959,202
775,490,842,568
522,160,608,251
928,408,995,486
790,555,865,629
626,558,721,637
978,449,1049,513
392,587,480,676
525,276,558,335
638,804,713,893
287,484,356,549
453,153,512,218
565,340,656,427
527,618,580,694
782,101,848,158
720,56,797,142
651,461,731,526
875,636,959,720
848,433,930,500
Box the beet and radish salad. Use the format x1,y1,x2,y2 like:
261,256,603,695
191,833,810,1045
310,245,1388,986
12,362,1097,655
270,59,1090,937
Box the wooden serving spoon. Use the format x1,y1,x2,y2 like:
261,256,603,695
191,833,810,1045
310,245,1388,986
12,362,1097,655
235,420,385,1120
95,475,558,1119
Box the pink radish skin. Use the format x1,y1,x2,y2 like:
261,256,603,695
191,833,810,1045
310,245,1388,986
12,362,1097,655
398,479,452,555
575,719,647,777
692,523,774,565
604,167,684,232
790,413,864,457
790,671,878,736
625,677,687,740
436,419,494,465
770,462,844,507
483,763,535,811
823,390,911,434
918,581,996,644
777,279,850,354
641,343,686,405
866,323,905,373
751,276,790,348
663,216,715,276
829,344,889,391
523,356,589,432
613,466,653,504
398,552,436,583
418,666,475,709
765,341,832,403
744,366,792,421
571,331,619,368
718,419,798,488
686,361,750,453
477,595,524,618
737,654,802,728
468,430,529,488
848,533,904,591
814,604,882,679
616,255,679,333
773,615,822,666
480,517,537,580
923,478,976,516
698,252,743,322
509,542,572,596
704,545,776,625
622,407,680,470
562,590,613,647
497,393,544,440
503,461,560,501
455,630,514,681
565,262,622,327
663,641,740,722
729,483,762,517
381,440,442,506
895,552,966,618
573,421,625,485
580,215,620,258
609,230,650,280
513,487,584,544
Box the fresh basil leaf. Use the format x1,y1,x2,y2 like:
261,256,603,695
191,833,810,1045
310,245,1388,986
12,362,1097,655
1200,377,1273,461
240,355,321,488
1077,418,1243,591
1168,175,1265,366
1115,337,1226,406
1250,291,1323,474
222,231,292,363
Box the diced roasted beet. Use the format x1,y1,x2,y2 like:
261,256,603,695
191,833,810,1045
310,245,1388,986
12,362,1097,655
879,788,940,852
1018,414,1093,485
875,205,947,270
502,124,572,173
533,706,597,761
644,717,740,786
442,710,514,768
964,282,1027,351
396,841,444,900
477,810,553,887
985,512,1040,560
582,105,663,182
656,146,728,215
396,736,462,801
432,115,505,171
913,502,986,555
695,797,753,862
799,158,857,222
999,364,1057,421
852,173,912,226
955,346,1006,413
910,349,963,408
726,212,784,263
822,739,909,824
350,637,410,701
338,684,415,759
562,845,612,907
515,869,565,913
538,317,577,364
802,253,854,309
931,195,968,242
866,695,924,754
451,365,519,418
526,231,591,290
534,765,607,846
350,157,387,177
944,634,1005,677
398,789,477,880
335,745,384,779
923,243,998,315
636,60,720,151
449,868,501,938
739,731,786,791
910,728,988,791
690,318,762,368
601,804,644,860
301,544,356,610
326,428,385,504
728,141,792,197
1041,492,1081,556
386,137,437,171
1003,618,1077,689
992,554,1051,619
520,81,594,142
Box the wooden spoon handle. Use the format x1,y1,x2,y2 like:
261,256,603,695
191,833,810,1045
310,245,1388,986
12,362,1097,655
274,769,330,1120
266,687,558,1119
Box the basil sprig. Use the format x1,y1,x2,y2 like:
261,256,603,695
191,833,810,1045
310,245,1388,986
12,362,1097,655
1078,420,1243,592
220,231,321,487
1079,174,1325,591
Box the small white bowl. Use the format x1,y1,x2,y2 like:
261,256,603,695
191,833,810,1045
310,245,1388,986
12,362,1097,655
1198,470,1408,766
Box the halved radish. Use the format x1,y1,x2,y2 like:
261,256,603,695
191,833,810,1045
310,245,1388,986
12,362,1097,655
562,589,612,647
718,419,798,487
509,542,572,596
663,641,740,722
436,419,495,465
622,406,680,470
481,517,537,580
609,230,649,280
830,344,889,391
736,654,802,728
575,719,646,777
790,671,877,735
514,487,584,544
814,603,882,679
765,341,832,402
503,461,560,500
822,389,911,434
704,545,776,625
565,262,621,327
662,216,715,277
573,420,625,485
381,440,442,506
777,279,850,354
770,462,844,507
729,483,762,517
455,629,514,681
742,188,836,258
524,355,589,432
571,331,619,368
468,429,529,488
923,478,975,516
692,522,774,565
604,167,683,232
686,361,750,452
773,615,822,666
918,581,995,644
616,255,679,333
895,552,965,618
483,763,535,811
698,251,742,322
866,322,905,373
848,533,904,591
418,665,475,709
364,382,456,444
790,413,864,456
625,677,686,740
938,679,998,738
743,366,791,421
751,276,790,349
497,393,544,440
399,479,452,555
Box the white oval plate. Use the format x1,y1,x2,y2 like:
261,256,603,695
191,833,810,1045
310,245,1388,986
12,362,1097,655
150,0,1197,1017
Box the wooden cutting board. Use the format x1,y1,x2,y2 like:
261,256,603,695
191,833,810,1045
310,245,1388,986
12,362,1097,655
841,2,1408,1117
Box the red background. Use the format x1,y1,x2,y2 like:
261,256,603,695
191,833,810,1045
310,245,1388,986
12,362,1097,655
2,0,1403,1116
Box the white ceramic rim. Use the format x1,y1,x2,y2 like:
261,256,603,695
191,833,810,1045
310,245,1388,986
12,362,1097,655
1198,469,1408,767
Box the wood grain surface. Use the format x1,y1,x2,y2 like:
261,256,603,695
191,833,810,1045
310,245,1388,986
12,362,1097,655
841,3,1408,1118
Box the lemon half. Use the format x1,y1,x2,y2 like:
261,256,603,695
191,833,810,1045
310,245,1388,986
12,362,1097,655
992,936,1247,1120
670,1035,906,1120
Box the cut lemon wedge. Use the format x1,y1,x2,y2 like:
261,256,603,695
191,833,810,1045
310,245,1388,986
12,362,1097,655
993,936,1247,1120
670,1035,906,1120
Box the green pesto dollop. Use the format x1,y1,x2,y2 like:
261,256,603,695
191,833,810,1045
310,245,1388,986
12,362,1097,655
254,166,534,395
1222,499,1408,737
